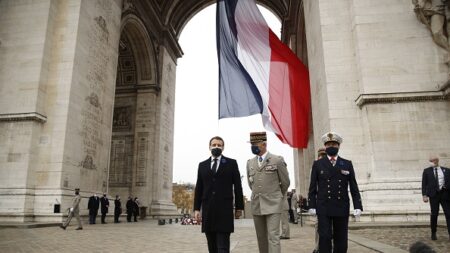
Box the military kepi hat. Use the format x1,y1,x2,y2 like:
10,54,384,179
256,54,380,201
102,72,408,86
250,132,267,143
321,132,342,145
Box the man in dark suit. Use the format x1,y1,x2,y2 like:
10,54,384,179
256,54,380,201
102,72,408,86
308,132,363,253
100,193,109,224
194,136,244,253
126,196,134,222
114,195,121,223
87,194,100,224
422,155,450,240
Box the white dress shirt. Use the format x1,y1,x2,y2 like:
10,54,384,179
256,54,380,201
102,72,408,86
435,166,444,190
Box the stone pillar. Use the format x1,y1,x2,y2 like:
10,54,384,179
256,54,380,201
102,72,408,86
0,0,122,222
131,90,158,211
149,45,178,217
302,0,450,221
349,0,449,220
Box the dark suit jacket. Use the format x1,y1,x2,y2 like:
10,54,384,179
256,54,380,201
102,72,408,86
422,166,450,198
308,156,363,217
194,156,244,233
114,199,122,215
88,196,100,215
100,197,109,214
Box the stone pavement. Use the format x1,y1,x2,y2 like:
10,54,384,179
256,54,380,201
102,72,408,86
0,219,379,253
356,227,450,253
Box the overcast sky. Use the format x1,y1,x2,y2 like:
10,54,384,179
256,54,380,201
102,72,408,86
173,4,294,198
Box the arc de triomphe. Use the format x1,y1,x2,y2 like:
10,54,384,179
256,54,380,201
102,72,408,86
0,0,448,222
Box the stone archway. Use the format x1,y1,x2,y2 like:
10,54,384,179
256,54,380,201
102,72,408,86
0,0,308,221
109,0,310,218
109,11,179,216
163,0,312,196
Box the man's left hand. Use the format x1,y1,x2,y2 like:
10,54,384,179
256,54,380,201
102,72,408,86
235,210,243,219
353,209,362,217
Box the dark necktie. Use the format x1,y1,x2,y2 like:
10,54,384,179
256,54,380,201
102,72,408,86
435,167,439,190
212,158,218,174
259,156,263,163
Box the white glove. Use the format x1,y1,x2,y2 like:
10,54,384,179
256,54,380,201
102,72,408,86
353,209,361,217
70,207,74,212
308,208,316,215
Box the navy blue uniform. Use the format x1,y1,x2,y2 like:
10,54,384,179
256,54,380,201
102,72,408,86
308,156,362,253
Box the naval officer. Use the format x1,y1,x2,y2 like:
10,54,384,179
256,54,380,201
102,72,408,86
308,132,363,253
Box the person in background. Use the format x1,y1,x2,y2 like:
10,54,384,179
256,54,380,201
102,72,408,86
421,155,450,241
291,189,299,224
100,193,109,224
409,241,436,253
87,193,100,224
114,195,122,223
280,192,290,240
60,188,83,230
287,191,294,223
126,196,134,222
133,197,140,222
311,148,326,253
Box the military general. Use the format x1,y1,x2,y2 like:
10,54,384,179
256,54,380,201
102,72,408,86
308,132,363,253
247,132,290,253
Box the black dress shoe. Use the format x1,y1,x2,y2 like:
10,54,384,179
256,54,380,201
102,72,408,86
431,232,437,240
59,225,66,230
279,236,290,240
76,227,83,230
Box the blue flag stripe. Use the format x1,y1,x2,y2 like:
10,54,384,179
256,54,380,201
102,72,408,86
217,0,263,119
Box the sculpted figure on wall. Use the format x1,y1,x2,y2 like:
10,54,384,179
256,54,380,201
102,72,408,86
413,0,450,60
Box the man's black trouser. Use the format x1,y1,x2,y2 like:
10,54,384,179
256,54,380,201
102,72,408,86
318,215,349,253
205,232,230,253
429,190,450,234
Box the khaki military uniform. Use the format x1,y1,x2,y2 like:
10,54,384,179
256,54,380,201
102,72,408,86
62,194,82,229
280,194,290,238
247,152,290,253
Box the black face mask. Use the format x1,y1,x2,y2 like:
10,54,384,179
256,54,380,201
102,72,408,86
325,147,339,156
211,148,222,157
251,145,261,155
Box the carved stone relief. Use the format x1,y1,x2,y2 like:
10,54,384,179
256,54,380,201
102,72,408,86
109,137,134,187
413,0,450,61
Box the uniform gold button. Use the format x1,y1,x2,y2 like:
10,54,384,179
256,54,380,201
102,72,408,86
258,185,261,188
338,197,341,200
328,190,330,193
328,185,330,188
339,180,341,182
338,191,341,193
328,196,331,199
338,185,341,188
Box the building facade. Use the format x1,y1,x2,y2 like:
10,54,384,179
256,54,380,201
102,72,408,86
0,0,448,222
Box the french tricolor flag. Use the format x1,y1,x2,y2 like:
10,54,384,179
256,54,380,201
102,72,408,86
217,0,311,148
